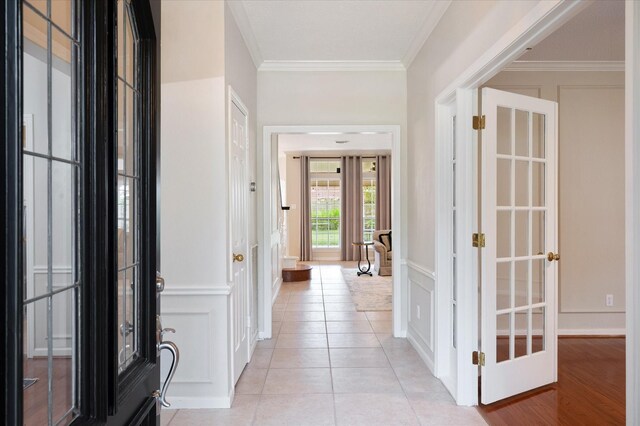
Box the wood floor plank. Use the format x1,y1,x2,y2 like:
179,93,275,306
477,337,625,425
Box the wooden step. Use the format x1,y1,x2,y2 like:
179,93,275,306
282,264,313,282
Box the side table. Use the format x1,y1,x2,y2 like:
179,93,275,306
352,241,373,276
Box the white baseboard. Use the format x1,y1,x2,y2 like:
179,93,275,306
558,328,626,336
165,395,233,409
407,328,435,374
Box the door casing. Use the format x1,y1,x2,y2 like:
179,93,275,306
433,0,591,407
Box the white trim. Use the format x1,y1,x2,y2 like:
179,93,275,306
505,60,625,72
161,286,232,296
260,125,404,338
402,1,452,67
626,1,640,423
433,0,590,408
437,1,589,103
407,327,435,373
405,260,436,281
558,328,626,336
164,396,233,410
226,1,263,68
259,60,405,72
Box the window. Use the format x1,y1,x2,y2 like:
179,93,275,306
116,0,141,374
362,159,376,242
310,160,341,249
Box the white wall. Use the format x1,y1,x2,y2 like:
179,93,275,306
160,0,258,409
406,0,544,382
258,69,407,281
485,70,625,334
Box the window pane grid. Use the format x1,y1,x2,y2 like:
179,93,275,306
310,174,341,249
362,176,376,242
117,0,141,373
22,0,80,423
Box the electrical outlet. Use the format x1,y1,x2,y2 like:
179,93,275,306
606,294,614,307
416,305,421,319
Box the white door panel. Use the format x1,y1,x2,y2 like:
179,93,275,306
230,98,249,385
480,88,558,404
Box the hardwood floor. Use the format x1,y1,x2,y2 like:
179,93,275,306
23,356,74,425
477,337,625,425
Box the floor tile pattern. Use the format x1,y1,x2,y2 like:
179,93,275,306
162,263,486,425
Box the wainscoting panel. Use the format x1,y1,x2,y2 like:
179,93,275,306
161,287,234,408
406,262,436,373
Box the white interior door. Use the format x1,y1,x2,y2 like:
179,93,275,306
230,97,249,384
480,88,558,404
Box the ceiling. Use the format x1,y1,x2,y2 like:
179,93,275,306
228,0,451,67
278,133,392,153
518,0,624,62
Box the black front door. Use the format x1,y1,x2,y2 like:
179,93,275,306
1,0,161,424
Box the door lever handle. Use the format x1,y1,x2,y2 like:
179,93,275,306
156,273,165,293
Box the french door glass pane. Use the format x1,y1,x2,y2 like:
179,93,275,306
496,262,510,311
493,103,548,364
514,260,528,308
497,159,511,206
532,113,545,159
514,210,528,257
496,313,510,363
515,110,529,157
496,211,511,259
497,106,511,155
514,311,528,359
532,307,545,353
515,160,528,206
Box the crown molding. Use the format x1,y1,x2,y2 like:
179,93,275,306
258,60,406,72
402,0,452,68
505,60,625,72
227,0,263,68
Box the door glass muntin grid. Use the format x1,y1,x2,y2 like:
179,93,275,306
117,0,141,374
495,106,547,363
21,0,80,424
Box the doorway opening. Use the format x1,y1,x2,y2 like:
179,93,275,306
434,0,630,421
259,125,404,342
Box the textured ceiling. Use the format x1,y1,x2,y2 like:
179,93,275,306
230,0,449,65
278,133,392,153
518,0,624,62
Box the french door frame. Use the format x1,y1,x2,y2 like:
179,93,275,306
1,0,159,423
432,0,591,407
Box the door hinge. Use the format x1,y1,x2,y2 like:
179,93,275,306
473,115,485,130
472,351,485,366
472,233,485,248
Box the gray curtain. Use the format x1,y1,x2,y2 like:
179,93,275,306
341,156,362,261
376,155,392,230
300,156,312,261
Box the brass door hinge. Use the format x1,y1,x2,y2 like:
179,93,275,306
472,233,485,248
473,115,485,130
472,351,485,366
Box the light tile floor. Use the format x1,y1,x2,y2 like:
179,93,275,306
161,264,486,426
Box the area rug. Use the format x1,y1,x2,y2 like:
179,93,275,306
341,268,392,311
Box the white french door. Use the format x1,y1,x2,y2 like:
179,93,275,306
480,88,558,404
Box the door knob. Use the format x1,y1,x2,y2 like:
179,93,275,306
233,253,245,262
547,252,560,262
